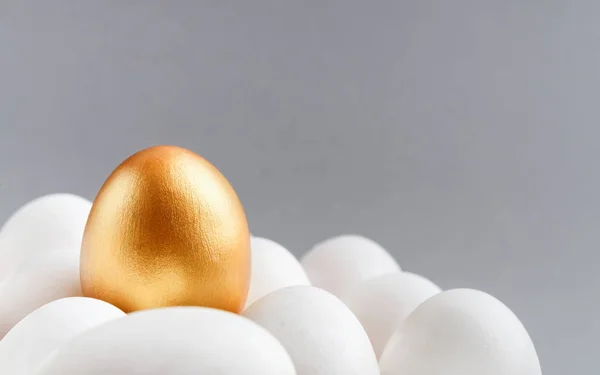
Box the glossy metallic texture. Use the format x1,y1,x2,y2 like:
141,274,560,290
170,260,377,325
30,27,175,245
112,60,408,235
80,145,251,313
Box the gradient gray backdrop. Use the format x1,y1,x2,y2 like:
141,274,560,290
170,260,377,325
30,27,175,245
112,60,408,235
1,1,595,373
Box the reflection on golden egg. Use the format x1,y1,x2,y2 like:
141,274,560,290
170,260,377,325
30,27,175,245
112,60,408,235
80,146,251,313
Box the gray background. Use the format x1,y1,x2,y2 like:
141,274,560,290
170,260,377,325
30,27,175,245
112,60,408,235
0,1,595,373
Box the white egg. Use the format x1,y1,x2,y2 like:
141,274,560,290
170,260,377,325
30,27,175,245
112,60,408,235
340,271,442,358
245,237,310,308
244,285,379,375
379,288,542,375
0,194,91,281
0,297,124,375
301,234,400,297
35,306,296,375
0,249,82,338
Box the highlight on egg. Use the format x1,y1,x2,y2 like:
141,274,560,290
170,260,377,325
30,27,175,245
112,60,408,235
34,307,297,375
80,145,251,313
379,288,542,375
301,234,401,297
0,193,92,282
244,285,380,375
0,297,125,375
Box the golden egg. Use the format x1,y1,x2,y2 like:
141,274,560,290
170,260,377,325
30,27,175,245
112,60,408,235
80,145,251,313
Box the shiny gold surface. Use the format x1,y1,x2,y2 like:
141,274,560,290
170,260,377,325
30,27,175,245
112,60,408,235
80,146,251,313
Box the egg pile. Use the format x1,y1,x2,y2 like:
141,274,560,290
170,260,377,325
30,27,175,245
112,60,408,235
0,146,542,375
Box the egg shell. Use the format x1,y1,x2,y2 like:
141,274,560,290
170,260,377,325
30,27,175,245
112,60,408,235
301,234,400,297
34,306,296,375
0,249,81,338
0,194,91,282
80,145,251,313
0,297,125,375
379,288,542,375
245,236,310,308
244,285,379,375
340,271,442,358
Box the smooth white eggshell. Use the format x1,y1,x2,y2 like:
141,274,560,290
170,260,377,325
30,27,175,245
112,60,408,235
0,249,82,338
0,194,91,281
301,234,400,297
35,307,296,375
244,285,379,375
379,288,542,375
0,297,125,375
245,237,310,308
340,271,442,358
